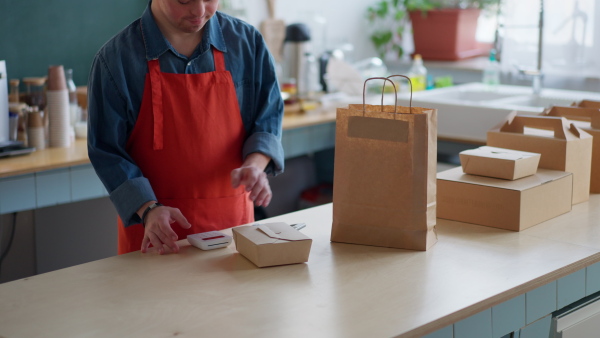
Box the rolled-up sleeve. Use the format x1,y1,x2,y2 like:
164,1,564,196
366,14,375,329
87,53,156,226
241,30,284,176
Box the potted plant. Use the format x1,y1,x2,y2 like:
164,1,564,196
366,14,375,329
367,0,500,61
367,0,410,61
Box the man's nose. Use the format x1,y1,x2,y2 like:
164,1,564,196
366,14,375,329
189,1,206,17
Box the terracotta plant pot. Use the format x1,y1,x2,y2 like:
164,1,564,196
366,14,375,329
409,8,491,61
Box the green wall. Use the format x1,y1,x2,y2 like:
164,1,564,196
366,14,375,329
0,0,148,88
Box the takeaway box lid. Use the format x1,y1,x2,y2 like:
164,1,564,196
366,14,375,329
437,167,572,191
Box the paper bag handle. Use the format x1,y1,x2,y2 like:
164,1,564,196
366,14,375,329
501,115,568,139
363,77,398,115
384,75,413,114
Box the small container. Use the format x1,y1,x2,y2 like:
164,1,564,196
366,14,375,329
281,80,298,104
8,112,19,141
28,106,46,150
9,79,20,104
482,49,501,90
22,77,47,110
408,54,427,92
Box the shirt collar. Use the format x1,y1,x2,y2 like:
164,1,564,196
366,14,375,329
140,1,227,61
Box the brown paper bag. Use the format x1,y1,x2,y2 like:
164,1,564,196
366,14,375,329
487,112,593,204
543,106,600,192
331,76,438,251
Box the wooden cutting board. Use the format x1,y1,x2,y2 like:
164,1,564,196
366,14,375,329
259,0,285,62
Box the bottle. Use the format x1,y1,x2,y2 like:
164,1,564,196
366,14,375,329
408,54,427,92
482,49,501,90
66,69,78,105
66,68,80,126
304,53,322,100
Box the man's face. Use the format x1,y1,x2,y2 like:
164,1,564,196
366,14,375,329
155,0,219,34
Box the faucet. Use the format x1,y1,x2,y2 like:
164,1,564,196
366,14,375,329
515,0,544,95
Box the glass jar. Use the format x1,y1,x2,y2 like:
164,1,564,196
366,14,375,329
9,79,20,103
22,77,47,110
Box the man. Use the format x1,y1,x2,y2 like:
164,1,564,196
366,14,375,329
87,0,284,255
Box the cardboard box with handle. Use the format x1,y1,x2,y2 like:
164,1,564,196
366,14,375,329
543,105,600,192
487,112,593,204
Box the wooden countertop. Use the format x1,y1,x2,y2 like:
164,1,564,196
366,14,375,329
0,111,339,179
0,139,90,178
282,108,336,130
1,195,599,337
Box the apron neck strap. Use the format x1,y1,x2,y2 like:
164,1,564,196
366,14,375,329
147,60,164,150
212,49,225,72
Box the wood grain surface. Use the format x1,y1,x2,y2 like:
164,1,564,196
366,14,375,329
1,195,599,337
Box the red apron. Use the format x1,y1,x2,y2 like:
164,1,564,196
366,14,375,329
117,49,254,254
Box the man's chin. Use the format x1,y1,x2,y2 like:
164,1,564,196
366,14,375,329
179,23,204,34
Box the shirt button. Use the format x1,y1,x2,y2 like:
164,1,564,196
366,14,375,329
187,62,192,66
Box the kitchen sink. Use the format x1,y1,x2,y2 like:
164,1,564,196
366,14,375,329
418,89,518,103
393,83,600,143
496,95,579,109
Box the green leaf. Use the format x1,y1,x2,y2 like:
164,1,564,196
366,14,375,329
396,26,404,36
393,45,404,58
395,10,405,21
370,30,393,48
376,1,389,17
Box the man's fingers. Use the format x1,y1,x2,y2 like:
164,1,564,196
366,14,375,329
254,188,270,207
154,226,178,251
139,205,191,254
158,218,179,241
255,176,272,206
170,208,192,229
252,173,270,201
240,173,259,192
232,167,263,191
141,235,151,253
263,192,272,207
147,231,165,255
231,168,242,188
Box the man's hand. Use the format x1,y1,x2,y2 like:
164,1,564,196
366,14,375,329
231,153,272,207
138,202,191,254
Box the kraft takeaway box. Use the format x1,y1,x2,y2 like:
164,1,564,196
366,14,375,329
459,146,541,180
437,167,573,231
574,100,600,110
487,113,593,204
545,106,600,130
331,78,438,251
232,223,312,268
544,106,600,193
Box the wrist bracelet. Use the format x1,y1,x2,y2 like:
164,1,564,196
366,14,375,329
141,202,163,227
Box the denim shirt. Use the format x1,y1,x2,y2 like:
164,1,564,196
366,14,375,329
87,4,284,227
